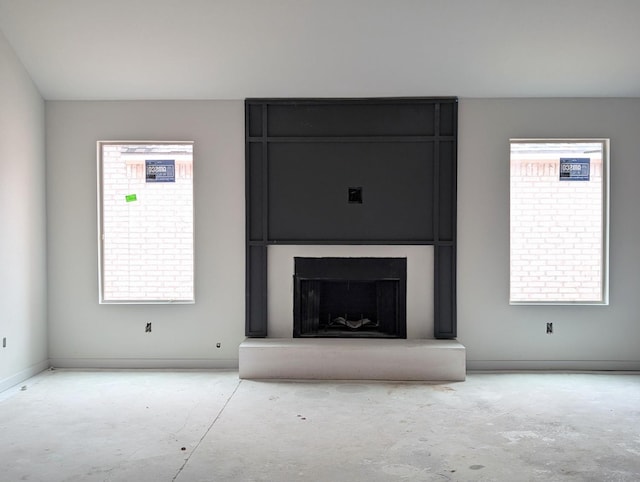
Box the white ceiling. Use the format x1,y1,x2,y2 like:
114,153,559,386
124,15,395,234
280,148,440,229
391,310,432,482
1,0,639,100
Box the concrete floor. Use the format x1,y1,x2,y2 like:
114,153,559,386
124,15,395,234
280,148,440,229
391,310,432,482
1,370,639,482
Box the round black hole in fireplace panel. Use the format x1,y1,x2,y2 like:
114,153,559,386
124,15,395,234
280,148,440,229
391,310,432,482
293,257,407,338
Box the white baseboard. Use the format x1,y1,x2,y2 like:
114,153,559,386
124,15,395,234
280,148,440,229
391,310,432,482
0,360,50,393
467,360,640,371
49,358,239,370
5,358,634,390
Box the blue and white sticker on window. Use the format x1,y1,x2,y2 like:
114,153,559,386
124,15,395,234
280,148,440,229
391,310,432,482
146,160,175,182
559,158,590,181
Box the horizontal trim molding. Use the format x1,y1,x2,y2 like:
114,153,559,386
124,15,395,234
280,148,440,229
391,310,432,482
245,97,459,106
467,360,640,371
0,359,50,394
49,358,239,370
247,136,455,143
261,240,445,246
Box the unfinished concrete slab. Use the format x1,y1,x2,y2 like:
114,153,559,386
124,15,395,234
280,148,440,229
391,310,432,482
1,370,639,481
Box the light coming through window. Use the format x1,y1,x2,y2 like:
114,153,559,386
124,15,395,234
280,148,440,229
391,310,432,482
510,139,609,304
98,141,194,303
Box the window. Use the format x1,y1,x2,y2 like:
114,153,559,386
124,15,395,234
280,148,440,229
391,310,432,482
98,141,194,303
510,139,609,304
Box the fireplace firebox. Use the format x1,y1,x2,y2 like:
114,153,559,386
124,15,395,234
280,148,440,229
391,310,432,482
293,257,407,338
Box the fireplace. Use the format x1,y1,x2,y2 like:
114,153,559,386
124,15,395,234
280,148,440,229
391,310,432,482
246,98,457,338
293,257,407,338
241,98,463,380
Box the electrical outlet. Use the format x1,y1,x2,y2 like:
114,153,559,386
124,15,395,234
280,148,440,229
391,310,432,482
2,337,6,348
145,322,152,333
546,322,553,334
348,187,363,204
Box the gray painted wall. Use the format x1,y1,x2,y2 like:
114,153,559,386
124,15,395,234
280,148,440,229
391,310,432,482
44,98,640,370
458,98,640,369
46,101,245,368
0,31,48,390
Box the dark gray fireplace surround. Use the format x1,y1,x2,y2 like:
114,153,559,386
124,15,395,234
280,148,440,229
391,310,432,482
245,97,458,339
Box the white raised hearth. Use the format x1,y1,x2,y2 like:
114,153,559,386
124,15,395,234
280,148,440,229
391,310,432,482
239,338,466,381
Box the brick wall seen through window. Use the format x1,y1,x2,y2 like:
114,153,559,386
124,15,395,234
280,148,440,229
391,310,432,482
510,139,608,304
98,142,194,303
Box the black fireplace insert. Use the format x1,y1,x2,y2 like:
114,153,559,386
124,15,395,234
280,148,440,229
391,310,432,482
293,257,407,338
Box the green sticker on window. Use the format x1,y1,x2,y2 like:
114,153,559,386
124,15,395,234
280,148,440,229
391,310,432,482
125,194,137,202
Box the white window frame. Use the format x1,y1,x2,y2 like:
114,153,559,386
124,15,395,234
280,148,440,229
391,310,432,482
97,140,195,304
509,138,609,305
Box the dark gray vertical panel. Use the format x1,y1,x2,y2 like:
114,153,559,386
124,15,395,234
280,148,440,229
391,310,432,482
438,141,455,241
248,104,263,137
247,246,267,336
248,143,263,241
245,101,269,337
439,102,455,137
434,245,456,338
